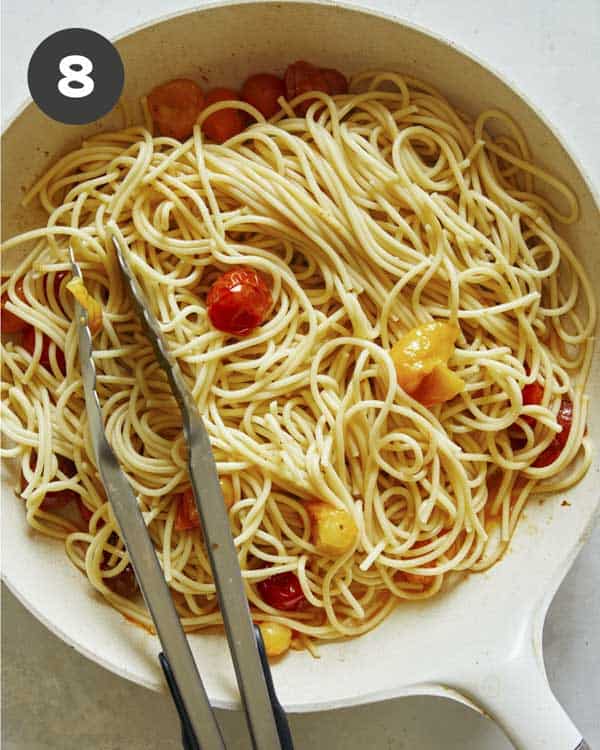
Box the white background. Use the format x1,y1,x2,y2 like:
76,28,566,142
1,1,599,748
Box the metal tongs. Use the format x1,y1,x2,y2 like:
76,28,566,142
69,225,294,750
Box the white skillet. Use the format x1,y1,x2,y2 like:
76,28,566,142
1,3,598,748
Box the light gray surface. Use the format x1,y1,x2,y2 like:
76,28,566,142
1,0,599,748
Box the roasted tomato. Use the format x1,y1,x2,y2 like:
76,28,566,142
321,68,349,95
284,61,347,114
42,456,79,510
390,321,464,407
1,279,28,333
410,363,465,408
533,398,573,467
147,78,205,140
242,73,285,119
103,563,138,598
207,268,271,336
22,326,66,375
521,381,544,427
258,571,307,611
202,87,246,143
306,501,357,556
78,499,94,524
20,454,79,511
175,488,200,531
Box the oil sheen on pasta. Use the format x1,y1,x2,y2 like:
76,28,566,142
1,70,595,650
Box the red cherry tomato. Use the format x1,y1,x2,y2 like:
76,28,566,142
533,398,574,467
148,78,205,140
202,88,246,143
20,455,78,511
521,381,544,427
42,456,80,510
207,268,271,336
242,73,285,119
258,572,307,611
103,563,138,598
284,61,330,115
22,326,66,375
1,279,28,334
101,533,139,598
175,488,201,531
321,67,349,95
77,497,102,526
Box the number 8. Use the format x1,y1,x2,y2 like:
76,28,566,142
58,55,95,99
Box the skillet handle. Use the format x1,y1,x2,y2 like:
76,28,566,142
455,641,587,750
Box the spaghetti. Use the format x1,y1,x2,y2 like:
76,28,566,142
0,69,595,651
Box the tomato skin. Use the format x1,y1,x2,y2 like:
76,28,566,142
22,326,66,375
202,88,246,143
242,73,285,118
258,572,307,611
533,398,574,467
103,563,138,598
521,381,544,427
321,68,348,95
1,279,28,334
148,78,205,140
175,488,201,531
20,454,78,511
207,268,271,336
284,61,330,115
284,61,348,114
40,456,79,510
78,499,94,524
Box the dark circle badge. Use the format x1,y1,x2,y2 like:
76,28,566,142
28,28,124,125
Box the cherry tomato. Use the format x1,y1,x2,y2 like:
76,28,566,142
22,326,66,375
202,88,246,143
242,73,285,119
175,488,200,531
104,563,138,598
258,572,307,611
207,268,271,336
78,499,94,524
321,67,349,95
521,381,544,427
1,279,28,334
533,398,573,467
20,454,78,511
40,456,79,510
284,61,330,115
148,78,205,140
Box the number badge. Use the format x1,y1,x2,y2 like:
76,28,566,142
28,28,124,125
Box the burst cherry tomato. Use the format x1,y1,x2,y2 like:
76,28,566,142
258,572,307,611
533,398,573,467
22,326,66,375
521,381,544,427
207,268,271,336
284,61,330,115
242,73,285,119
103,563,138,598
1,279,28,333
148,78,205,141
175,488,201,531
41,456,79,510
20,454,78,511
78,499,95,524
284,61,348,114
321,67,349,95
202,88,246,143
